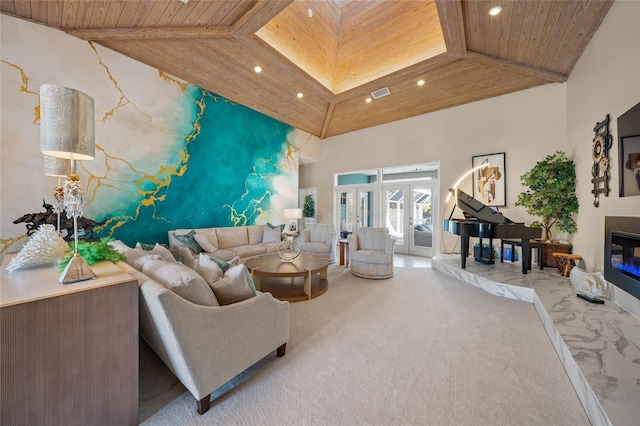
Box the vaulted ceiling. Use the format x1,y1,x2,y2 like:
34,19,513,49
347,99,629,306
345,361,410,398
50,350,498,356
1,0,613,138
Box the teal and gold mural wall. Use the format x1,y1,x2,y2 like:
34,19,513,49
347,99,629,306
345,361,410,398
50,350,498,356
0,15,320,255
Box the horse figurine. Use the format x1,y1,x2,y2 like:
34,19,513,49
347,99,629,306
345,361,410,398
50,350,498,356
13,199,104,241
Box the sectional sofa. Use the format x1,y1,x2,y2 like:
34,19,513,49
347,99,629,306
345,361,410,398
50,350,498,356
168,225,283,265
109,240,290,415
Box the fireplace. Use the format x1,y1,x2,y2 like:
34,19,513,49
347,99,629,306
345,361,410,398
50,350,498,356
604,216,640,299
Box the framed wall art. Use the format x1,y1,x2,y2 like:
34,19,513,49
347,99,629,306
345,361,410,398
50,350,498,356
472,152,506,207
617,102,640,197
299,187,317,229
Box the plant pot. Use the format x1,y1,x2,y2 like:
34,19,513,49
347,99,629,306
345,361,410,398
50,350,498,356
541,240,573,267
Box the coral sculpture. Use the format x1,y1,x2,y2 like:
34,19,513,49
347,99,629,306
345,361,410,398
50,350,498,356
6,224,70,273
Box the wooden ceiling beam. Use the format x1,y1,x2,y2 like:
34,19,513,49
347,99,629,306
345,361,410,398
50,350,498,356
435,0,466,57
466,51,568,83
232,0,293,35
320,102,336,140
66,26,232,41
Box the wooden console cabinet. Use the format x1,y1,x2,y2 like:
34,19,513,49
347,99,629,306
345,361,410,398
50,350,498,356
1,256,138,425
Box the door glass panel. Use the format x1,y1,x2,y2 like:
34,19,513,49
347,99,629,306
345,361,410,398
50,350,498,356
386,189,404,245
412,188,433,248
359,191,374,228
339,191,354,234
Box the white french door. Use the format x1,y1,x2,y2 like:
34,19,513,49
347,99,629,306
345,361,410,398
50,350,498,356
336,186,376,236
383,183,437,257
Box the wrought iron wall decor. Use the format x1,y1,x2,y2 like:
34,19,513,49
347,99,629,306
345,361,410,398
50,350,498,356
591,114,613,207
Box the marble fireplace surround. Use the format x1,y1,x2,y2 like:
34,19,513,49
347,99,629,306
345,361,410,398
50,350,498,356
433,254,640,426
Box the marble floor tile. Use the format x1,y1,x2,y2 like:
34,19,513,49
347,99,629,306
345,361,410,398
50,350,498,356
433,253,640,426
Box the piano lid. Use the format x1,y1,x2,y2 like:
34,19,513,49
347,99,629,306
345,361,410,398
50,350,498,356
450,189,513,224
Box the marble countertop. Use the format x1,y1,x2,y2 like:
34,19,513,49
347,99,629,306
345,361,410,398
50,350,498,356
433,253,640,426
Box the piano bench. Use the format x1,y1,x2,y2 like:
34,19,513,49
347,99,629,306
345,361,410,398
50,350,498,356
500,239,544,270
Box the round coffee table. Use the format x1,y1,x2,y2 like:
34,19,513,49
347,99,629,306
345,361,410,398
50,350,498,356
244,253,329,302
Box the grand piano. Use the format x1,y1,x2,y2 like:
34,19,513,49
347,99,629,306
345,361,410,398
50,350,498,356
443,189,542,274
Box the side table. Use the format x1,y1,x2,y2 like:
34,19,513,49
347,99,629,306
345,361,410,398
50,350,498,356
339,239,349,266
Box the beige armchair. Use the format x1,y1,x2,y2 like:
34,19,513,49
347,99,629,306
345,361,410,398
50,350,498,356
299,223,339,263
347,227,397,279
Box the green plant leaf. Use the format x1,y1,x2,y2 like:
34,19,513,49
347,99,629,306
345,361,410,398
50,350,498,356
59,237,125,270
515,151,579,240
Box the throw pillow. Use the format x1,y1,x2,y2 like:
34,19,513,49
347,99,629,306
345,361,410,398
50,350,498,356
142,259,219,306
209,256,233,272
196,253,224,284
135,242,155,251
263,226,281,243
131,253,162,271
174,230,203,255
109,240,160,271
209,264,256,305
150,243,178,263
136,242,177,263
194,233,216,253
247,225,264,245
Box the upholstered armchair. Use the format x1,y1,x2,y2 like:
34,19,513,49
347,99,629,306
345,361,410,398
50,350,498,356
299,223,339,263
347,227,397,279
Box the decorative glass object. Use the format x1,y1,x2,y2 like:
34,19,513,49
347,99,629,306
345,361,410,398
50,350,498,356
277,235,300,262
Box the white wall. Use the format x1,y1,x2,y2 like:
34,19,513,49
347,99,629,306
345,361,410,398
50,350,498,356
301,81,568,252
301,0,640,311
565,0,640,313
566,0,640,269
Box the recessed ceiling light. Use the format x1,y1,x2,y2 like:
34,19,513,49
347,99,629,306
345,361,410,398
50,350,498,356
417,80,425,86
365,98,372,103
489,6,502,16
179,0,189,4
297,92,304,99
308,8,313,18
254,66,262,73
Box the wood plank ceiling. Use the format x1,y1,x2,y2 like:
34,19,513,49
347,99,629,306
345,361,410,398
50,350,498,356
1,0,613,139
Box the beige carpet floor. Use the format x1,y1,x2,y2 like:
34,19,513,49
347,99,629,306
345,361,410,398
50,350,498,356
139,263,589,425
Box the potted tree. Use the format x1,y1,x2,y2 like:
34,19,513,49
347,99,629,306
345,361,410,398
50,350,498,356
516,151,579,267
302,194,316,229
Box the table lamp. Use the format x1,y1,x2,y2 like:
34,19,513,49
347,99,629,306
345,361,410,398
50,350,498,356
283,208,302,232
40,84,96,284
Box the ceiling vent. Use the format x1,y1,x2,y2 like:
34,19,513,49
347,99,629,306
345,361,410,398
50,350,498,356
371,87,390,100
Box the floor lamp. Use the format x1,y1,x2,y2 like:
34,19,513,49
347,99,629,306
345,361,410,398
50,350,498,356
40,84,97,284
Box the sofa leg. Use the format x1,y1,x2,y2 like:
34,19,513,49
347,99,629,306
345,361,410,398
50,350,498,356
277,343,286,357
197,394,211,415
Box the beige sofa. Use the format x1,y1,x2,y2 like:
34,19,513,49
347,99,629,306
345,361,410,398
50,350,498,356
168,225,282,265
109,240,290,415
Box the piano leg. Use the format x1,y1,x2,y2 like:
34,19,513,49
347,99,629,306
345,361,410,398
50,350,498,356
521,239,530,274
460,236,469,269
